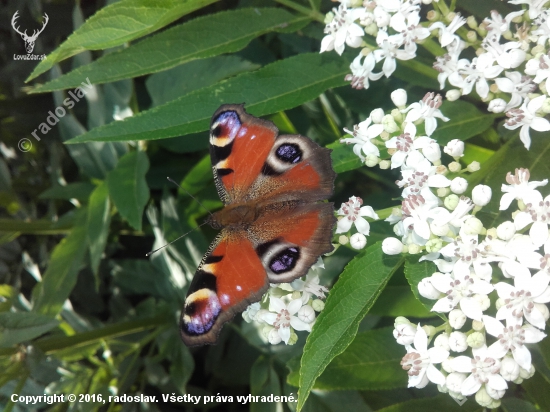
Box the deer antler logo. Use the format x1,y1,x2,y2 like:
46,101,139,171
11,11,49,54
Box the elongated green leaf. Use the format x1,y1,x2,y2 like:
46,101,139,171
107,151,150,231
87,182,111,276
147,56,259,107
66,53,351,144
32,209,88,317
288,328,406,390
432,100,498,145
297,243,404,411
31,8,308,93
180,155,213,196
328,141,362,173
0,312,59,347
26,0,219,82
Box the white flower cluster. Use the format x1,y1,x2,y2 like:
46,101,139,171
241,259,329,345
322,0,550,150
392,168,550,407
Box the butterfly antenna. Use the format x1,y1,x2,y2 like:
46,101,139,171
166,177,214,218
146,221,208,257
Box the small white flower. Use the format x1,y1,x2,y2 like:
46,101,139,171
500,356,521,381
434,53,460,89
341,117,384,161
435,333,451,351
449,331,468,352
391,88,408,108
488,98,507,113
418,277,442,300
449,53,503,99
297,305,316,323
321,4,365,55
497,221,516,241
400,326,449,388
443,139,464,158
396,152,450,197
495,270,550,329
422,141,442,162
386,123,436,168
402,92,449,136
262,297,311,344
394,322,417,345
449,308,467,329
350,232,367,249
472,185,492,207
345,52,384,90
429,268,494,320
291,272,329,302
525,52,550,92
494,71,536,110
514,192,550,247
382,237,404,255
500,168,548,210
483,10,525,41
429,13,467,48
400,188,440,242
336,196,379,234
450,345,507,396
508,0,547,19
373,30,415,78
504,95,550,150
483,315,546,369
450,177,468,195
446,372,467,393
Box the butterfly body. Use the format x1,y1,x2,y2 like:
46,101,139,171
180,104,336,346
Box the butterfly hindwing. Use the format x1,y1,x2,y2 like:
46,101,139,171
180,232,269,346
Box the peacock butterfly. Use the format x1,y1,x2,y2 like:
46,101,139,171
180,104,336,346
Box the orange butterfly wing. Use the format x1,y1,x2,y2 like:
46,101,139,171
180,104,336,346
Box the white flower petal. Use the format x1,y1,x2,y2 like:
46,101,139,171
487,373,508,391
426,364,446,385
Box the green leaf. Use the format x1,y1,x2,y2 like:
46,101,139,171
328,141,362,174
288,328,406,390
65,53,352,144
112,260,179,301
370,286,432,318
39,182,96,201
0,312,59,347
431,100,498,145
251,356,282,412
524,370,550,412
147,56,259,107
297,242,404,411
26,0,219,82
404,258,442,318
32,209,88,317
501,398,538,412
31,8,307,93
179,155,213,196
87,181,111,277
107,151,150,231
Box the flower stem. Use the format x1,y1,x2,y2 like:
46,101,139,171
273,0,325,22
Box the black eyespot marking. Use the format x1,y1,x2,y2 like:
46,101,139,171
276,143,302,164
216,168,234,177
261,162,283,176
184,301,197,316
204,255,223,264
269,247,300,274
188,270,217,294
